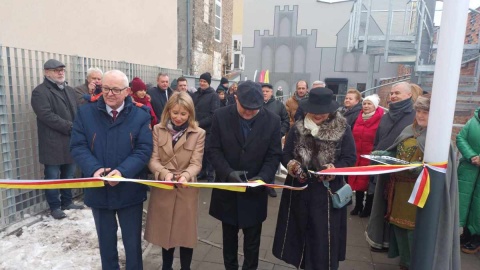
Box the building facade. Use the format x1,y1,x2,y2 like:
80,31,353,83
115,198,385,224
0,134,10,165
241,0,403,98
178,0,234,78
0,0,178,69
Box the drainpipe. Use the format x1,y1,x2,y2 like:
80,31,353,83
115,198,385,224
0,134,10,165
186,0,191,75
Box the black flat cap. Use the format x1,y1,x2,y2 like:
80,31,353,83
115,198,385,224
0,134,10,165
236,80,263,110
261,83,273,89
44,59,65,69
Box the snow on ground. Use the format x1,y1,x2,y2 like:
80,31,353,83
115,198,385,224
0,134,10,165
0,209,126,270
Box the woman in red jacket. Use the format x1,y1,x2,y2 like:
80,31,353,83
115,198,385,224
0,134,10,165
348,94,384,215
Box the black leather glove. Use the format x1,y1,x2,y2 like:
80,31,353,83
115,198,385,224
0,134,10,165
227,171,247,183
248,176,265,194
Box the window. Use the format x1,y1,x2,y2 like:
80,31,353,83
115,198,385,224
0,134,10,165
203,0,209,24
234,54,240,69
215,0,222,42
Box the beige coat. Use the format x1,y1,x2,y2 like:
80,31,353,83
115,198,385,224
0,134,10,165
144,124,205,249
285,95,299,127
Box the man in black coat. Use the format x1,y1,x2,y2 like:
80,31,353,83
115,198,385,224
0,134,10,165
191,72,220,182
365,81,416,251
31,59,84,220
261,83,289,198
208,80,282,270
147,72,173,123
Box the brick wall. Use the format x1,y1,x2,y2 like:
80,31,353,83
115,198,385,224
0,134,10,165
191,0,233,78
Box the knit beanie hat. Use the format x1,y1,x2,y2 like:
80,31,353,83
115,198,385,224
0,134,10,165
220,77,229,85
200,72,212,85
131,77,146,93
363,94,380,109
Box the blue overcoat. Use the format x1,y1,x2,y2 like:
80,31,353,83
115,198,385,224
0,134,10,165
70,96,153,209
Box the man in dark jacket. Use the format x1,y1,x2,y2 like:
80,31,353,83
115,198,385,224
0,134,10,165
70,70,153,270
261,83,289,198
191,72,220,182
208,80,282,270
74,67,103,106
147,72,173,123
216,77,229,93
365,81,416,251
31,59,84,220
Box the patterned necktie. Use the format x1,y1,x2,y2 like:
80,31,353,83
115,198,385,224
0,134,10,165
112,110,118,122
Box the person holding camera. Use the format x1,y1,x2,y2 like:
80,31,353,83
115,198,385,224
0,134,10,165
74,67,103,106
208,81,282,270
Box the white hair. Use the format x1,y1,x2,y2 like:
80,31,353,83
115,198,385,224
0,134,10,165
103,70,129,87
312,80,326,87
392,81,412,94
86,67,103,78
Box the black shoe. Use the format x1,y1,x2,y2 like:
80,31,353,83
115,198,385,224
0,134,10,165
350,191,364,215
268,187,277,197
462,235,480,254
461,227,472,245
370,246,388,253
61,203,85,210
360,194,373,218
51,209,67,219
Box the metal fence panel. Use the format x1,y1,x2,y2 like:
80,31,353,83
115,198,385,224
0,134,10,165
0,45,182,230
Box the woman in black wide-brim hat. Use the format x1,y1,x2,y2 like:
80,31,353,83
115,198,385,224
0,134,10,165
272,87,357,270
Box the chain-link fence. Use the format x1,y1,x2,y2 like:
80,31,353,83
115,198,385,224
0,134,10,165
0,45,182,230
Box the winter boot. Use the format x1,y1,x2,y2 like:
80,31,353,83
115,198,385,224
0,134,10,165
359,193,373,218
460,227,472,245
462,235,480,254
350,191,364,215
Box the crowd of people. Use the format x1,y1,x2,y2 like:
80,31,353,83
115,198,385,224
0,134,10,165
30,58,467,270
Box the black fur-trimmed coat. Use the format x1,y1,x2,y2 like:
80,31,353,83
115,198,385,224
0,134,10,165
272,112,356,270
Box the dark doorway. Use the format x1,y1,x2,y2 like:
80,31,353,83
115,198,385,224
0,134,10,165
325,78,348,102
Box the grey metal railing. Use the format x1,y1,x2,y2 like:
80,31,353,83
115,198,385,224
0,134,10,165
0,45,182,230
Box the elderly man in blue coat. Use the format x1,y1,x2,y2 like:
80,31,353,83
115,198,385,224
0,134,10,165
208,80,282,270
70,70,152,270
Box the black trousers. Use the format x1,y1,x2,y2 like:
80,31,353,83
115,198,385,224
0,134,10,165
161,247,193,270
222,222,262,270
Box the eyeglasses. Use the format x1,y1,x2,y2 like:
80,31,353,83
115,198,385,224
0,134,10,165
102,86,128,95
48,68,66,74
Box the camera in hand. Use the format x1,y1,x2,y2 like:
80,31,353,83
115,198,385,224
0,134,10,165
94,84,102,95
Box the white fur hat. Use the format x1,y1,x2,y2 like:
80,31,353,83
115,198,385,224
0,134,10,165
363,94,380,109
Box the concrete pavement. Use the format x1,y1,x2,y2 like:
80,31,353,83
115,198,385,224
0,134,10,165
142,179,480,270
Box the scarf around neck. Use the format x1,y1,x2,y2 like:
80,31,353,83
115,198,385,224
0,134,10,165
362,111,375,120
388,124,427,152
132,95,149,105
295,92,307,101
166,120,189,146
388,98,412,122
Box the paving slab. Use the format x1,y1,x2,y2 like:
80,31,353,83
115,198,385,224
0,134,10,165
143,178,480,269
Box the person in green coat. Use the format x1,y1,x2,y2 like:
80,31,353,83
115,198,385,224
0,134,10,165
457,107,480,254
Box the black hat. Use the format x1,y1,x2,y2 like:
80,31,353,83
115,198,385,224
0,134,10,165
236,80,263,110
199,72,212,85
261,83,273,89
299,87,339,114
220,77,229,85
44,59,65,69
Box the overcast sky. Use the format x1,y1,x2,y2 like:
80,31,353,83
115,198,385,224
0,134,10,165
434,0,480,25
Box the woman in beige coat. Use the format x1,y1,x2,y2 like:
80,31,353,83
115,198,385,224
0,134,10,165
145,92,205,270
